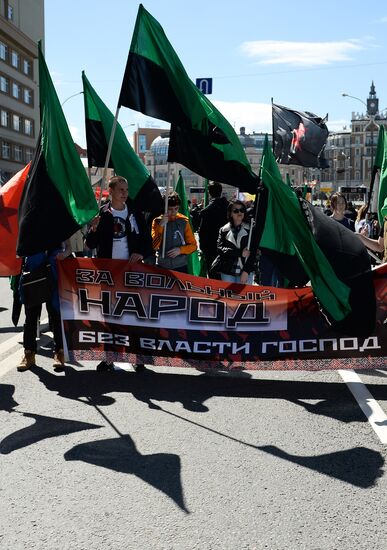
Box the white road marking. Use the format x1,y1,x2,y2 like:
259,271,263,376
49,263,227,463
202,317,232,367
0,318,48,358
338,369,387,444
0,348,24,377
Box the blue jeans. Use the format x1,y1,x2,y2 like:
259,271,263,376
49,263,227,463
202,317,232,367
221,273,254,285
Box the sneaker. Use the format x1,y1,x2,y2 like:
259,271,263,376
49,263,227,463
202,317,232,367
17,350,36,372
96,361,114,372
53,349,65,371
134,363,146,373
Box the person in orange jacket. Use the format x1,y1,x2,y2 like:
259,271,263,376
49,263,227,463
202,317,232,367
152,191,197,273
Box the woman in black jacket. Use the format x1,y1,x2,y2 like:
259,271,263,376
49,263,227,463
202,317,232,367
214,200,258,284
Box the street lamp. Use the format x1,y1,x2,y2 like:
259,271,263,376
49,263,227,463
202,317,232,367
61,91,83,107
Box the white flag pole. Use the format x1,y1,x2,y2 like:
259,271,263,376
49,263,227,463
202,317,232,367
161,164,171,258
98,106,120,207
247,217,254,250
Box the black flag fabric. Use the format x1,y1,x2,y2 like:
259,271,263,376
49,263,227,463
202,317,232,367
118,4,258,193
82,72,163,214
272,103,329,168
17,44,98,257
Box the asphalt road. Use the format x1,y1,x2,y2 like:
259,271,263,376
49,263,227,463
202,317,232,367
0,277,387,550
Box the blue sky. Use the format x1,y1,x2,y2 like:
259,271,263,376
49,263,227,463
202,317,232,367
45,0,387,148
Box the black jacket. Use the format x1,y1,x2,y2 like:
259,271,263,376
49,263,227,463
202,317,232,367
198,197,229,257
215,222,258,275
85,201,150,259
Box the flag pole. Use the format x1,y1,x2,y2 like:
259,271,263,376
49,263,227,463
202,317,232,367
367,166,378,212
98,106,120,207
271,97,275,155
247,217,254,250
161,163,171,258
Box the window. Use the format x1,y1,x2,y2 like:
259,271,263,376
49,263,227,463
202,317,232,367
14,145,22,162
25,148,34,162
12,114,20,131
0,42,7,61
12,82,20,99
23,59,32,76
11,50,19,68
24,119,33,135
7,4,14,20
0,76,9,93
23,88,32,104
2,142,11,159
0,110,9,127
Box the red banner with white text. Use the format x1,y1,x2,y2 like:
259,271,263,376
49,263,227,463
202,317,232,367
57,258,387,370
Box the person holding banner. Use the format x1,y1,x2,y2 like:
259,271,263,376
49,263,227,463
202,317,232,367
17,242,71,372
213,200,258,284
151,191,197,273
85,175,149,372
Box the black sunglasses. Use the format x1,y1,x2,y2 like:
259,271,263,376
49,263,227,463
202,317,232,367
232,208,245,214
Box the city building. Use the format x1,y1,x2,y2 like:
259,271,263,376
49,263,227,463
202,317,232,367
0,0,44,184
321,82,387,204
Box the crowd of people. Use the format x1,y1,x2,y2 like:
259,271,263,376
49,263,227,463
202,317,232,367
15,176,387,373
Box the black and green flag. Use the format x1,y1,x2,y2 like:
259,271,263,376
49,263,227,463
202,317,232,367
259,135,375,334
82,71,163,213
118,4,258,193
373,125,387,224
17,44,98,256
259,136,351,322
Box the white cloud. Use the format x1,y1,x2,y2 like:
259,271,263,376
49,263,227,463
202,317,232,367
326,119,351,133
378,16,387,23
213,101,272,133
239,39,365,66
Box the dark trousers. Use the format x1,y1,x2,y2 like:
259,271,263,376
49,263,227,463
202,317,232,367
23,302,63,352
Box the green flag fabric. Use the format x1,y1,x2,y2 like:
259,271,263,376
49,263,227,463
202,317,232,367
82,71,162,213
175,172,203,276
259,135,351,322
17,44,98,256
373,125,387,223
118,4,258,193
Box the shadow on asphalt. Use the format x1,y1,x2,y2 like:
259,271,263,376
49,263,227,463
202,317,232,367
0,411,101,454
1,368,386,492
0,325,23,334
64,434,189,513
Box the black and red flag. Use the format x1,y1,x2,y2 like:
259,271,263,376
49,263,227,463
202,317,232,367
272,103,329,168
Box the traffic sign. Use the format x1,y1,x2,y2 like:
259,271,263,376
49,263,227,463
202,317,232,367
196,78,213,95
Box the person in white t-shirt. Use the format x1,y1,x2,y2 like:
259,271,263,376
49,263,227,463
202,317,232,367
86,176,150,372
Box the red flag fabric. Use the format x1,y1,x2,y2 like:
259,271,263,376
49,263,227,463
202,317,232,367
0,163,30,276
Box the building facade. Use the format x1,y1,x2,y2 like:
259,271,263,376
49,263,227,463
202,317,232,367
321,82,387,203
0,0,44,184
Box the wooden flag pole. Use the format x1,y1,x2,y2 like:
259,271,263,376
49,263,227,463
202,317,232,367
98,105,120,207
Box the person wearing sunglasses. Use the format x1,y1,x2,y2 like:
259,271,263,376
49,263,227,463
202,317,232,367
212,200,258,284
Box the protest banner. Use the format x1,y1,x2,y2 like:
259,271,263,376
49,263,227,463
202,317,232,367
58,259,386,370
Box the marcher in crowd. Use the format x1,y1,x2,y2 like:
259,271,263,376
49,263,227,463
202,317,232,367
152,191,197,273
345,201,357,222
330,192,355,231
357,216,387,263
85,175,149,372
355,204,368,233
213,200,258,284
198,181,229,277
17,241,71,372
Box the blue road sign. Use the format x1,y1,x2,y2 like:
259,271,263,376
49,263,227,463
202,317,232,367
196,78,213,95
